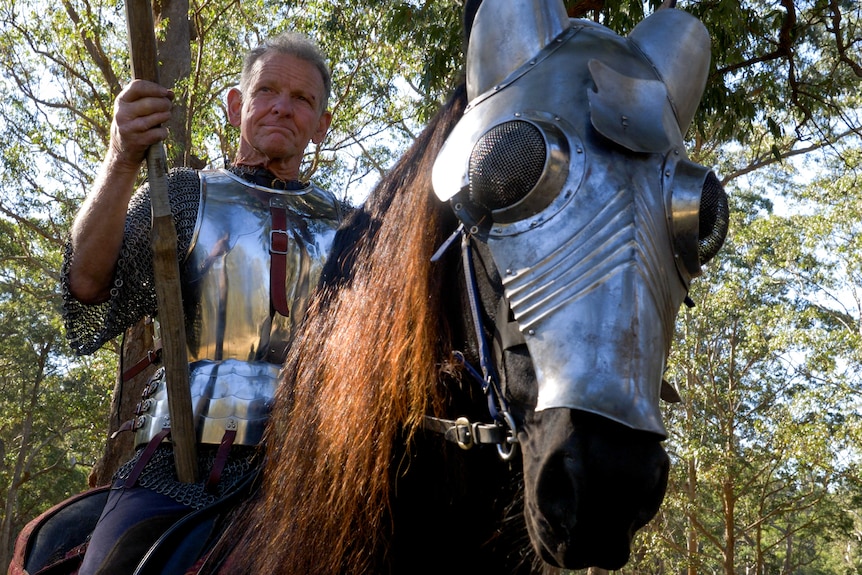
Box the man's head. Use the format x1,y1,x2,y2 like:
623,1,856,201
227,32,333,179
240,32,332,113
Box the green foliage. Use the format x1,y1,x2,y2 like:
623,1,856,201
0,215,114,565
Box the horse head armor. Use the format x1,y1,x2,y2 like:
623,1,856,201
433,0,728,436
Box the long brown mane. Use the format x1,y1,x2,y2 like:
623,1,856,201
206,84,469,574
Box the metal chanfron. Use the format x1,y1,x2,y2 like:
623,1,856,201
432,1,716,437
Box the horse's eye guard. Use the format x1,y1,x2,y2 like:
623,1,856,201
456,116,729,279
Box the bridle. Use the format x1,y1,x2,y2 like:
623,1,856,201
422,224,519,461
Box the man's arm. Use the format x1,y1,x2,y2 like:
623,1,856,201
67,79,173,303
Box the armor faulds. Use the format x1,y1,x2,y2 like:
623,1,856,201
133,169,342,448
432,1,728,436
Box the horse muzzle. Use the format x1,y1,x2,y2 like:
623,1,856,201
521,409,670,569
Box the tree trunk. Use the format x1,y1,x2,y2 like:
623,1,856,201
153,0,203,169
687,456,698,575
685,364,698,575
89,319,157,486
723,478,735,575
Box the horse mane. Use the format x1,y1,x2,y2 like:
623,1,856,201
206,83,469,575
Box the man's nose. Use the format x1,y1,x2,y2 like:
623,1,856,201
271,94,294,116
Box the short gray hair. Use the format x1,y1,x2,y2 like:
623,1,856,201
239,31,332,112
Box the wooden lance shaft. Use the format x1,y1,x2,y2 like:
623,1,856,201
124,0,198,483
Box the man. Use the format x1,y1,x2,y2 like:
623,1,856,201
63,31,344,575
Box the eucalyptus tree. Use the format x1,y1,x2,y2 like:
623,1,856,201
0,213,114,568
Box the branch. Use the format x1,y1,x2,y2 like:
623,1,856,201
828,0,862,78
61,0,122,95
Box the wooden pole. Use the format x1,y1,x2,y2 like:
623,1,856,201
124,0,197,483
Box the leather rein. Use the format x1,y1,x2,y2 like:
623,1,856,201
424,225,519,461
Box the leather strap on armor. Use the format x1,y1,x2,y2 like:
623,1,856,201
269,204,290,317
123,427,172,488
206,429,237,492
123,340,163,382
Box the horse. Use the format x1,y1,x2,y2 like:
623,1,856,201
10,2,728,573
194,2,728,571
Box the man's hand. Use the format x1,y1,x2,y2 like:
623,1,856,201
109,79,174,169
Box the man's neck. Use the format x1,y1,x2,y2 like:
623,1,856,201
234,150,301,181
230,165,306,191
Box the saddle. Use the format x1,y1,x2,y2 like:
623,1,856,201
8,471,258,575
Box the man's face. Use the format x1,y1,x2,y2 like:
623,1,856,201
228,52,331,167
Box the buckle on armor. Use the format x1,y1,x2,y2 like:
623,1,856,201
270,230,290,255
134,399,154,415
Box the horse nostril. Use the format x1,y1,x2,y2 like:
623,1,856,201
534,450,581,534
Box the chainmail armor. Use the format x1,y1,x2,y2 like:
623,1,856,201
114,444,258,510
62,167,202,355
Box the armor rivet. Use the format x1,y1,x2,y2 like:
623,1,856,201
514,112,522,117
577,147,583,154
665,170,672,177
494,228,502,234
528,329,536,336
470,225,479,234
530,59,537,65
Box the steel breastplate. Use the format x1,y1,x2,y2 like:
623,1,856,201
135,169,342,447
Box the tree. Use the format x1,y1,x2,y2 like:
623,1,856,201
0,212,114,568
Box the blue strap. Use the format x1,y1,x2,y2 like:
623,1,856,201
459,233,510,422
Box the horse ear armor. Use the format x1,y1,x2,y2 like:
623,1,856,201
667,159,729,280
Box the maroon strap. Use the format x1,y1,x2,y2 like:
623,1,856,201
269,205,291,317
122,427,172,488
122,341,163,382
206,429,237,492
110,418,138,439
